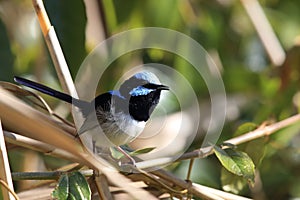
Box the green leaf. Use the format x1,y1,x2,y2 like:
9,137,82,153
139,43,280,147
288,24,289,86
234,122,258,137
68,172,91,200
68,193,76,200
130,147,156,156
110,147,125,160
214,145,255,183
233,123,266,167
52,174,69,200
52,172,91,200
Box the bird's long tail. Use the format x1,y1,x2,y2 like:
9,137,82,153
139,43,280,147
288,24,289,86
14,76,89,109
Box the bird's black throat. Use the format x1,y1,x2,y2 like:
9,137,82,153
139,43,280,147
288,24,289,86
128,90,162,122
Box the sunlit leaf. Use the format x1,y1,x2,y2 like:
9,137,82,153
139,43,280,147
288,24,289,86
68,172,91,200
52,174,69,200
214,145,255,184
110,147,124,160
130,147,156,156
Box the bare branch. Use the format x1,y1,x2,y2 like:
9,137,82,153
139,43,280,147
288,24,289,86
136,114,300,169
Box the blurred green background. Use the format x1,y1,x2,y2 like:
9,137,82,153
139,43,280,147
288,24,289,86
1,0,300,199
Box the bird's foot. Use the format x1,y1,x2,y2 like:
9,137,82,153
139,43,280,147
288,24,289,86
117,146,136,167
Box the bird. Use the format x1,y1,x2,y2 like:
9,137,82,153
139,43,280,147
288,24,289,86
14,71,169,155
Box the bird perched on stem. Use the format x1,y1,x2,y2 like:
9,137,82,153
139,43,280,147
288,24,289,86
14,71,169,161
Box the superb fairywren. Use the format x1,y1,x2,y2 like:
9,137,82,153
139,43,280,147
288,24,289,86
14,71,169,150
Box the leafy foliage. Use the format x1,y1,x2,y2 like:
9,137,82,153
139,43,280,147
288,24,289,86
52,172,91,200
214,145,255,184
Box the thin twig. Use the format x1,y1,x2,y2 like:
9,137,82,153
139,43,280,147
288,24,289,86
137,168,188,195
0,120,15,200
186,158,194,181
224,113,300,144
136,114,300,169
0,180,20,200
152,169,253,199
12,170,93,180
152,169,223,200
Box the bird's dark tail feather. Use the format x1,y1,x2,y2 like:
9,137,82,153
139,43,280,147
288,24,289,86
14,76,89,110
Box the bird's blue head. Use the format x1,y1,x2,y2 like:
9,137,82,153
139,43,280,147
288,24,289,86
117,71,169,122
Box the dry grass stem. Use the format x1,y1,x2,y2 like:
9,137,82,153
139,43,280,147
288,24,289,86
94,174,114,200
0,86,157,199
32,0,51,36
152,169,219,200
0,88,83,158
0,180,19,200
0,81,75,131
192,183,252,200
32,0,78,98
0,120,16,200
4,131,81,163
240,0,285,66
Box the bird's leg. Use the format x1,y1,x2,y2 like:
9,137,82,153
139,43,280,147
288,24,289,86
92,140,96,154
117,146,136,166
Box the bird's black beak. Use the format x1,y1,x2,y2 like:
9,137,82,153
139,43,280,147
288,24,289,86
157,85,169,90
143,83,169,90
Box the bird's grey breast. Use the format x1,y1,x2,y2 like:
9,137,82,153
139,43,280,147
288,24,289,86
79,101,145,147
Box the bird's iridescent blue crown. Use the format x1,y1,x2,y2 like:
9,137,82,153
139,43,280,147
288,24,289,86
119,71,167,97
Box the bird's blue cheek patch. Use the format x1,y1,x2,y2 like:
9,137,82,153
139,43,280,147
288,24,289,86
129,86,154,96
